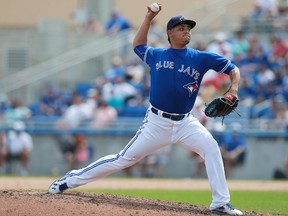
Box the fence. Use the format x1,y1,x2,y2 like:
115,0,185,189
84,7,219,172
0,117,287,179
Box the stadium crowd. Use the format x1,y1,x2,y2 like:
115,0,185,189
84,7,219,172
0,4,288,131
0,1,288,178
1,32,287,130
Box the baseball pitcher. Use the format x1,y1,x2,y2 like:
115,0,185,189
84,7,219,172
49,3,243,215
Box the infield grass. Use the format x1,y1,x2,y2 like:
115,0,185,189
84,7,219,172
84,189,288,215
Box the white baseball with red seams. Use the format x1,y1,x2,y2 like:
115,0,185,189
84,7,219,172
150,3,160,12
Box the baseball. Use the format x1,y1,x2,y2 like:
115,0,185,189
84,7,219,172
150,3,160,13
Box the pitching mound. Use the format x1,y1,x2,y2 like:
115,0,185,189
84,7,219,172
1,177,283,215
0,190,267,216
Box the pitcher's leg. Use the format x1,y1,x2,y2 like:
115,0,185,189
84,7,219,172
64,153,137,188
56,115,171,189
203,140,230,209
177,119,230,209
49,111,174,194
64,132,154,188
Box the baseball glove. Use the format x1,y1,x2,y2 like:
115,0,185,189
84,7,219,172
204,93,239,119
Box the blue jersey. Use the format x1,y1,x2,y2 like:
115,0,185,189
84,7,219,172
134,45,235,114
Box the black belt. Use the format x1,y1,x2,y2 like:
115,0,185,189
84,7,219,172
151,107,189,121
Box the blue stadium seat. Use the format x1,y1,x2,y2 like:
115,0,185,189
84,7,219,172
118,105,147,117
75,82,94,98
29,103,41,116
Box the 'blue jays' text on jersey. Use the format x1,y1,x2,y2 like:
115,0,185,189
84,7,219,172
134,45,236,114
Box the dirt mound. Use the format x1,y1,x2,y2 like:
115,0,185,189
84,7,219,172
0,190,267,216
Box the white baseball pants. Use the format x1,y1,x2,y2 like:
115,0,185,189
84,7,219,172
64,107,230,209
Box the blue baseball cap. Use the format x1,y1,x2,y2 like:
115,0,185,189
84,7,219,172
167,16,196,30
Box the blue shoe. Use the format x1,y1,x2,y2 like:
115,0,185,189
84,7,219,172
48,177,69,194
211,203,243,215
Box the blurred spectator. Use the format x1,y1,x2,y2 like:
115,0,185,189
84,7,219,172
113,77,139,104
192,35,207,51
273,155,288,179
57,134,91,170
0,93,9,117
0,132,6,170
239,34,270,77
285,104,288,130
82,14,103,34
102,83,125,111
257,83,278,105
189,151,205,178
138,145,171,178
154,145,172,178
271,32,288,59
248,34,265,56
57,93,93,129
238,76,257,106
102,73,138,112
72,5,89,32
7,14,287,136
125,58,146,89
0,121,33,175
197,83,219,104
74,134,91,167
204,32,232,89
4,99,31,123
219,123,247,178
231,30,250,59
91,100,118,128
86,88,101,111
269,32,288,70
270,95,288,128
206,32,233,59
105,10,132,34
140,75,151,101
57,135,75,171
104,55,126,82
39,85,68,116
250,0,279,18
279,0,288,13
254,64,275,86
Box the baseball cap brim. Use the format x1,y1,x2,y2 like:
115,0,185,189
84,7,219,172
167,16,196,30
170,20,196,30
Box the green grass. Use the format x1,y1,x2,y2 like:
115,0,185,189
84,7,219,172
83,189,288,215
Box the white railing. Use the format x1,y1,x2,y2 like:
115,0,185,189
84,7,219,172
0,116,286,136
0,29,133,94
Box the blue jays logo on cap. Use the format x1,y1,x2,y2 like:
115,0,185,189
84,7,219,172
167,15,196,30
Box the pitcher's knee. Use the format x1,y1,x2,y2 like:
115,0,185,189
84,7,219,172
117,154,140,169
202,140,221,158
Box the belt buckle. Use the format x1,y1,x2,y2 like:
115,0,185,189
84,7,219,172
170,114,182,121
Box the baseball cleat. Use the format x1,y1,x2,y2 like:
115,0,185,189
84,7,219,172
48,178,69,194
211,203,243,215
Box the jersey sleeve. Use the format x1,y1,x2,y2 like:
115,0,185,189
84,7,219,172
204,52,235,75
133,45,154,67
